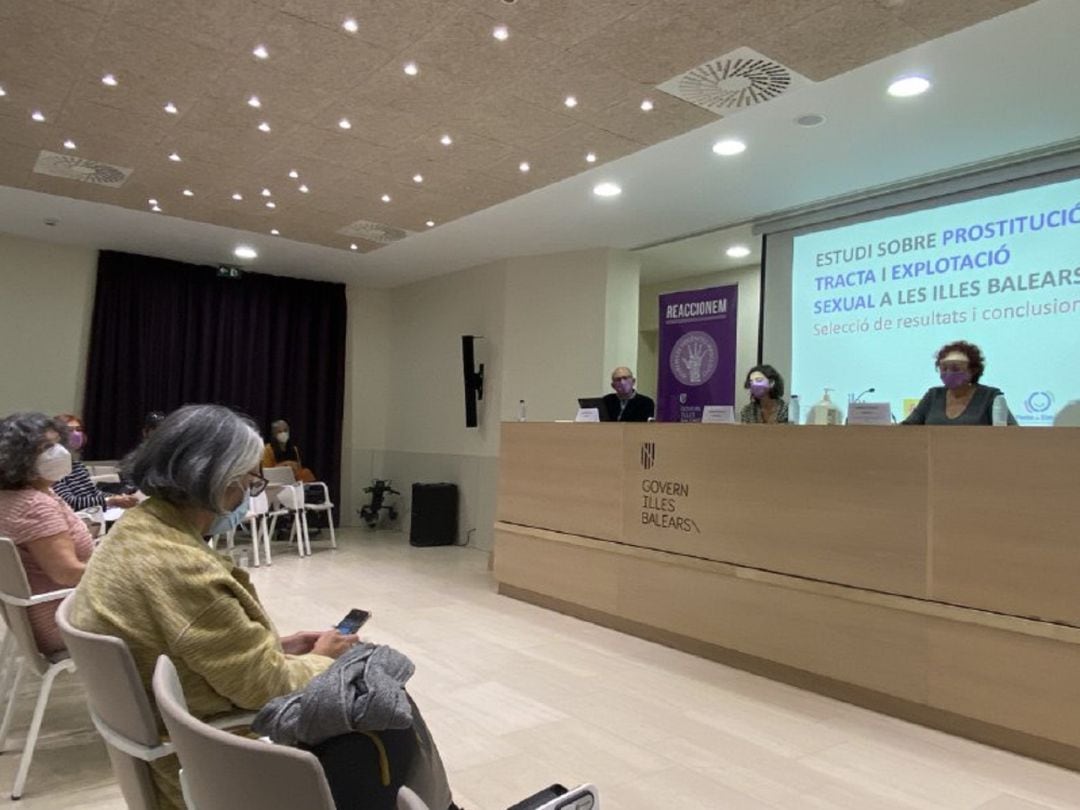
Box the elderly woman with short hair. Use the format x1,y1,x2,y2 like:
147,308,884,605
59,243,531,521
0,412,94,654
69,405,357,809
903,340,1017,425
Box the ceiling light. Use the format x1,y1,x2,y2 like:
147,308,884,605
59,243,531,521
350,243,358,250
261,188,272,197
585,152,596,163
63,139,76,150
0,85,6,97
343,17,359,33
412,174,423,184
247,95,261,108
288,169,299,179
101,73,118,86
381,194,391,203
253,44,269,59
403,61,419,76
231,192,243,201
592,181,622,198
151,205,163,212
168,151,181,161
270,228,280,235
164,101,178,114
888,75,931,98
795,113,826,127
564,95,578,108
338,117,352,129
257,121,271,132
298,184,309,193
712,138,747,156
31,110,45,122
426,220,435,227
182,188,194,197
234,245,258,260
726,245,751,259
493,25,509,41
518,161,530,173
148,198,158,206
440,134,453,146
640,99,654,112
265,201,276,209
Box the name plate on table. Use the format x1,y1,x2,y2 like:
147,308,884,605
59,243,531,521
847,402,892,425
574,408,601,422
701,405,735,424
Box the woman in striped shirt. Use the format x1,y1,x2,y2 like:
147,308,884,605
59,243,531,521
51,414,138,512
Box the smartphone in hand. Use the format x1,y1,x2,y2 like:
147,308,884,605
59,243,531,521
335,608,371,635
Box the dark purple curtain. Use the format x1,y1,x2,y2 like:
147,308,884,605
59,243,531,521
83,251,347,517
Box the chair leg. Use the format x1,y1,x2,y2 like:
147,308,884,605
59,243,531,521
249,516,260,567
0,659,25,750
301,511,312,557
327,508,337,549
11,665,64,799
262,516,273,566
0,634,15,703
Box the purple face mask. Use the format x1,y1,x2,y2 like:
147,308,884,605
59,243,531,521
749,380,771,399
613,379,634,396
68,430,86,451
940,370,970,390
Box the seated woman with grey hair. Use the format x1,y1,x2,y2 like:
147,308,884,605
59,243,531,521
0,412,95,653
69,404,456,810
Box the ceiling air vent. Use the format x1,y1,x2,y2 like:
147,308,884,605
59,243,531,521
656,47,811,115
336,219,412,245
33,150,132,186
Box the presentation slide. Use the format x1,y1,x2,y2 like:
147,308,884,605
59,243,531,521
791,176,1080,425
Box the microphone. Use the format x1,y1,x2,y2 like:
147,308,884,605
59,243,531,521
852,387,876,403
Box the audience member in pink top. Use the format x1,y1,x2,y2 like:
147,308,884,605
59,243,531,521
0,412,94,654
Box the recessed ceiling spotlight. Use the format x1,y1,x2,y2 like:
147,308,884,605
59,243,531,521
261,188,272,197
168,151,181,161
101,73,118,86
234,245,258,260
164,101,178,114
271,228,280,235
343,17,359,33
640,99,654,112
350,243,358,251
0,85,6,97
888,75,931,98
182,188,194,197
440,133,453,146
726,245,751,259
381,193,391,203
518,161,530,173
151,205,163,212
231,192,243,201
298,184,309,193
31,110,45,122
564,95,578,108
426,220,435,227
257,121,271,132
288,169,299,179
712,138,747,156
493,25,509,41
63,139,77,150
795,113,826,127
148,198,158,206
403,61,419,76
247,95,261,108
253,44,269,59
585,151,597,163
265,201,276,209
338,117,352,129
412,174,423,184
593,181,622,198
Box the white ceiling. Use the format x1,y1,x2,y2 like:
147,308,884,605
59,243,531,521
1,0,1078,289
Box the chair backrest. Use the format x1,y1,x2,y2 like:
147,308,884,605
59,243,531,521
0,537,52,677
263,467,297,486
55,593,163,810
152,655,336,810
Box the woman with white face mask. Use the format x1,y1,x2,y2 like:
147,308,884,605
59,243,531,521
261,418,316,483
0,412,95,653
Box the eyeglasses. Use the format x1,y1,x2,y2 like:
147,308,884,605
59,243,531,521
247,470,268,497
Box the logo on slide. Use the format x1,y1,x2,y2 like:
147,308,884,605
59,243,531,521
670,331,718,386
1024,391,1054,414
641,442,656,470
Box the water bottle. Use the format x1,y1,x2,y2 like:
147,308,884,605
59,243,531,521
517,399,527,422
788,395,800,425
992,394,1009,426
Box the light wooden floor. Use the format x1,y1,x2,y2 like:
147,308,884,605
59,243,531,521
3,530,1080,809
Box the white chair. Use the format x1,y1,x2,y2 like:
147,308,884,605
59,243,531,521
263,467,336,557
209,492,273,567
0,537,77,800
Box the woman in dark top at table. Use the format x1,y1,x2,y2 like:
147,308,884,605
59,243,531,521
740,364,789,424
902,340,1017,425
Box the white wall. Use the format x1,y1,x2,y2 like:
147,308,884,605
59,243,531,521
0,234,97,417
638,264,761,403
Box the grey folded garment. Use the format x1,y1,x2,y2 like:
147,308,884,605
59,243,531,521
253,642,416,746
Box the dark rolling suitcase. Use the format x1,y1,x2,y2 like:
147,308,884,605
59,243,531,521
409,483,458,547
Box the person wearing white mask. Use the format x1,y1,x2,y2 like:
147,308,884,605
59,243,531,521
602,366,655,422
0,412,95,653
261,418,316,483
740,364,789,424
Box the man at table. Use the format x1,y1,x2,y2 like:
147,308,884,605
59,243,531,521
602,367,655,422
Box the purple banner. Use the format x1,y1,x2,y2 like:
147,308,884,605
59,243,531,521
657,284,739,422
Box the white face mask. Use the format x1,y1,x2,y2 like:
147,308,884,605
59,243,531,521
36,444,73,483
275,432,289,444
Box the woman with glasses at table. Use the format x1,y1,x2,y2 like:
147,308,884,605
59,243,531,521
902,340,1017,425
